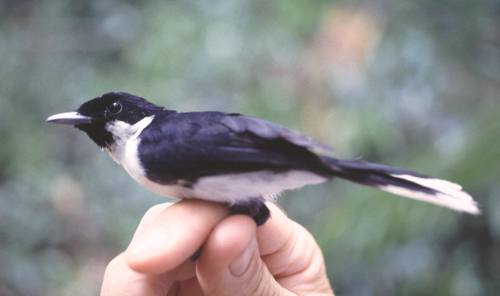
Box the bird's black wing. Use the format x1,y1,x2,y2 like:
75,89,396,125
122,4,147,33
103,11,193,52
219,114,336,156
138,112,334,184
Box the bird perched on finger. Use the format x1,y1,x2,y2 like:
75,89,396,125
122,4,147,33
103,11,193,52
46,92,481,225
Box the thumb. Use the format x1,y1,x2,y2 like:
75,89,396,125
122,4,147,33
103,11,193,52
196,215,291,296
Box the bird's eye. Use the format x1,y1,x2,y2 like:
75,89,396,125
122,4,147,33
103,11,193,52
107,101,122,114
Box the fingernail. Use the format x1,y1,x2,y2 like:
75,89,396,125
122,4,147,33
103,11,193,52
128,226,170,255
229,237,257,276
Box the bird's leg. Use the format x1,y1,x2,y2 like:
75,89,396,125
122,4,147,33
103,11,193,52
189,245,204,261
229,201,270,226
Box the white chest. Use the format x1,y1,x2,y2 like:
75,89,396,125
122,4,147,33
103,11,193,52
104,116,154,181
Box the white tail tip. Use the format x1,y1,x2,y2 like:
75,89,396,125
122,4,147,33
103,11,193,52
378,174,481,215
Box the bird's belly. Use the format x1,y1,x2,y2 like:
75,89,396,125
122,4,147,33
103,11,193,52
131,169,328,205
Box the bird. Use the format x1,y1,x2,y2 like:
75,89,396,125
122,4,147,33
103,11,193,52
46,92,481,226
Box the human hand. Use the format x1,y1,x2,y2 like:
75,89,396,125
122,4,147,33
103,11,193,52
101,199,334,296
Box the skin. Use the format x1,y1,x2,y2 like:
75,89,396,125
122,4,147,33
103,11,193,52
101,199,334,296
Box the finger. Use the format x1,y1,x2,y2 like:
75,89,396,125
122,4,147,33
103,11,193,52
196,214,292,296
101,203,201,296
101,253,176,296
125,199,230,275
133,202,175,234
257,203,334,295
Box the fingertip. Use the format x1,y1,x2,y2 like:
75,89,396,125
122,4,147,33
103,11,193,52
125,200,230,274
197,215,265,294
126,225,177,274
198,214,257,270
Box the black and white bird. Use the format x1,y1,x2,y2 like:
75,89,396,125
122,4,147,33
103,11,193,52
46,92,480,225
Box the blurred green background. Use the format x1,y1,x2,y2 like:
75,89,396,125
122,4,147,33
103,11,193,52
1,0,499,295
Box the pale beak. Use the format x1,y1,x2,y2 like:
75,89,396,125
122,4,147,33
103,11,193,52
46,112,93,125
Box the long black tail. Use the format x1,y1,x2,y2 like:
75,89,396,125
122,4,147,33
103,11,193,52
322,157,481,215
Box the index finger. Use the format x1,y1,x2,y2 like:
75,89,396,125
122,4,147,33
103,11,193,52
125,199,230,275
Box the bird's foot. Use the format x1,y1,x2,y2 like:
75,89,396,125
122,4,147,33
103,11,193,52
229,202,270,226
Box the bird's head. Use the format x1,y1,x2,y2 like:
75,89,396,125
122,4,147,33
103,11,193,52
46,92,165,149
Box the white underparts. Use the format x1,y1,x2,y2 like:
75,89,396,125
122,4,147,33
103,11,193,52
136,169,328,205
